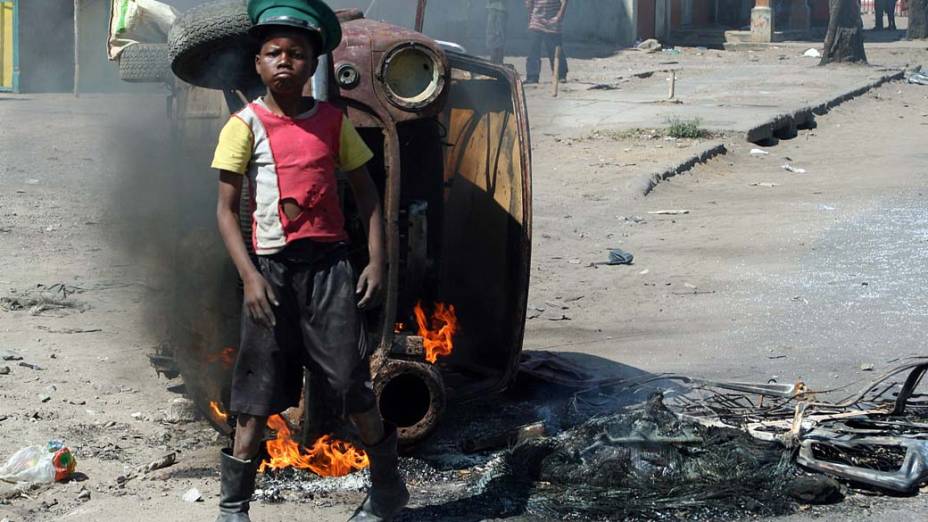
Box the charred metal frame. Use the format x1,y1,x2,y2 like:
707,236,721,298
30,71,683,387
798,433,928,493
332,16,531,389
302,14,532,444
331,15,450,364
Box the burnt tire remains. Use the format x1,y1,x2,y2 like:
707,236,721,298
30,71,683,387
168,0,255,89
119,43,172,83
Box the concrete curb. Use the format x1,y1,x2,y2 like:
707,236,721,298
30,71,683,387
635,69,902,196
745,69,905,144
637,142,728,196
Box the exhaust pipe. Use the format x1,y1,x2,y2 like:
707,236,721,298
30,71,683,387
311,54,331,102
374,359,446,445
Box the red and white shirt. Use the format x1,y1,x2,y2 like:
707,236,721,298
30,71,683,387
211,98,373,255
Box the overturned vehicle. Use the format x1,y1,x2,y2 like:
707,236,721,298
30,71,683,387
130,0,532,447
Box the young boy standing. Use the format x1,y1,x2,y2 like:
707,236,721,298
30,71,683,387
524,0,568,84
211,1,408,520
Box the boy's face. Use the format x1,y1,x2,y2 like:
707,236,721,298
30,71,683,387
255,30,318,95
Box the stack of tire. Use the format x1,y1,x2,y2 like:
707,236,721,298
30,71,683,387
118,43,173,83
119,0,256,90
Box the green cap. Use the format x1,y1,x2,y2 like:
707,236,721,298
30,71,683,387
247,0,342,53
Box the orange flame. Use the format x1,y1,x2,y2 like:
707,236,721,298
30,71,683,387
259,414,369,477
414,301,458,364
210,401,229,423
394,322,406,333
207,347,237,368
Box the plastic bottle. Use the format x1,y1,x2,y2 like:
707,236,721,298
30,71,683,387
0,441,76,484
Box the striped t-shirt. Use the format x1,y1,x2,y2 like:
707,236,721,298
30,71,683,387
211,98,373,255
526,0,564,34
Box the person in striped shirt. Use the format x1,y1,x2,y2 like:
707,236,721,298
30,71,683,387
524,0,568,83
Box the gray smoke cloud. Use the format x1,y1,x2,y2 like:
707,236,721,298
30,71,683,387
97,1,241,403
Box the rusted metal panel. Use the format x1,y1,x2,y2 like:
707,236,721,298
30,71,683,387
437,53,532,400
334,17,450,125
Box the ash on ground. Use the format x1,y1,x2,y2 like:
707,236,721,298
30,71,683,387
255,459,460,505
255,468,368,505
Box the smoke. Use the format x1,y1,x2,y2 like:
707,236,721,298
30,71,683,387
98,64,240,422
89,1,276,415
17,1,76,92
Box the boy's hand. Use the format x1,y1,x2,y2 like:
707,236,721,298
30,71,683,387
244,273,279,328
356,262,384,310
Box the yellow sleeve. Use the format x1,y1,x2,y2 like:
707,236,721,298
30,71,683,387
338,116,374,172
211,116,254,175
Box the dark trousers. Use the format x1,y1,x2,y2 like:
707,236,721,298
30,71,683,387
230,241,374,418
526,30,568,81
875,0,897,30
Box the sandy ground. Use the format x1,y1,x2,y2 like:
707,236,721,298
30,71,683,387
1,41,928,521
523,76,928,383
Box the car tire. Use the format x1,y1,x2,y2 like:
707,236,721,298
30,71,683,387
168,0,254,90
119,43,172,83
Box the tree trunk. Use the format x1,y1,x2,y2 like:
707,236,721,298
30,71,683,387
909,0,928,39
820,0,867,64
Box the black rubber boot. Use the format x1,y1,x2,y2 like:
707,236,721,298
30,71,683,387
349,426,409,521
216,449,259,522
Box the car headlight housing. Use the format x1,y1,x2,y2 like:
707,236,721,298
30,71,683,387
336,63,361,89
380,44,445,110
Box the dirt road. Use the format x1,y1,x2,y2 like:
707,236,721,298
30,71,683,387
1,57,928,520
526,77,928,383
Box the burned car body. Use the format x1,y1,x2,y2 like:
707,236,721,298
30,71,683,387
161,2,531,446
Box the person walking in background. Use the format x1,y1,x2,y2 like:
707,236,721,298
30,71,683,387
524,0,568,84
487,0,507,64
875,0,898,30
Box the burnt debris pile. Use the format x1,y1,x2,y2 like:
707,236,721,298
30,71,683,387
444,393,799,521
529,393,796,520
226,354,928,520
398,355,928,521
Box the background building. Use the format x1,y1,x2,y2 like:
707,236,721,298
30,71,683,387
0,0,167,93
